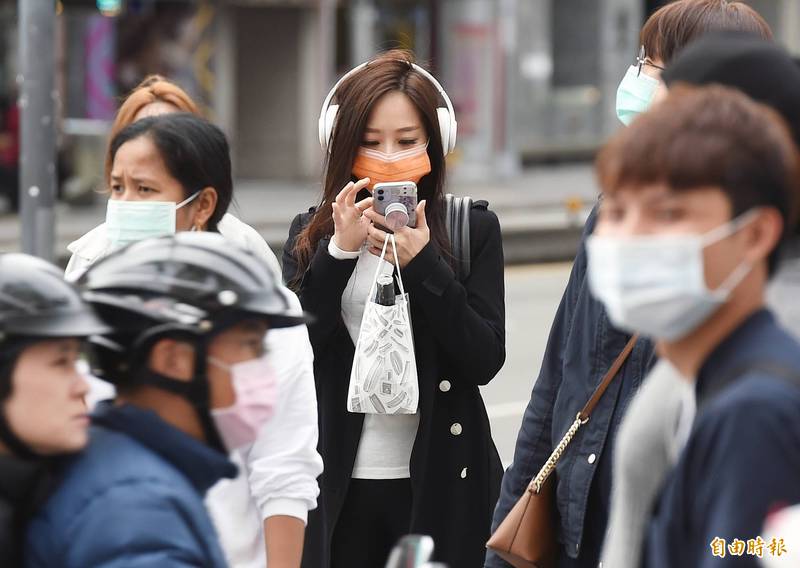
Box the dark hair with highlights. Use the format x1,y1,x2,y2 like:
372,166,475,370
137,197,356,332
596,84,800,274
641,0,772,64
290,49,451,286
109,113,233,232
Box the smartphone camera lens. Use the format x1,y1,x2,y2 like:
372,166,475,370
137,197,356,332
377,196,384,201
377,189,384,194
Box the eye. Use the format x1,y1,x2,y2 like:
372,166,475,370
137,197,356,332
52,356,72,369
361,140,380,147
138,186,155,195
110,184,123,194
654,207,685,222
243,337,266,355
599,204,624,223
399,139,419,146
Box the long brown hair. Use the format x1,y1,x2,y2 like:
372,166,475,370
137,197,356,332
291,50,451,286
105,75,200,185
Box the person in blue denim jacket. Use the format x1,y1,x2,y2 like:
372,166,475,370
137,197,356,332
486,3,773,567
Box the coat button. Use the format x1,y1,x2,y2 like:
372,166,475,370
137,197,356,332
460,467,468,479
439,380,451,392
588,453,597,464
450,422,463,436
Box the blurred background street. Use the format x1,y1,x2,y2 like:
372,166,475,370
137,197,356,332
3,0,800,461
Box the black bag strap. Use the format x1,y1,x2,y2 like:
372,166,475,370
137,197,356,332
445,193,472,281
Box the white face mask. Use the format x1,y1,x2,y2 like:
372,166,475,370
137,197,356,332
587,210,758,341
105,191,200,249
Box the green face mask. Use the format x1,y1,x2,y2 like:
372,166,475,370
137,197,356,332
615,65,660,126
105,191,200,249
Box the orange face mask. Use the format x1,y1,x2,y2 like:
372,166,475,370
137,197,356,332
351,143,432,189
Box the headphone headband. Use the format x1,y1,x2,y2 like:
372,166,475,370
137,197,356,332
318,59,457,155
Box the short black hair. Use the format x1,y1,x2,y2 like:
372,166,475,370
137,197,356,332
109,113,233,232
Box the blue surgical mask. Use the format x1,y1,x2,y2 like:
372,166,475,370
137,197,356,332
586,210,758,341
615,65,660,125
105,191,200,249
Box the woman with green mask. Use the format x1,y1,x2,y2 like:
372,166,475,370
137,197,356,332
65,75,282,280
65,83,323,568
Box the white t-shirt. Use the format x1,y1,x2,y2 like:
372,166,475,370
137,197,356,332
331,240,420,479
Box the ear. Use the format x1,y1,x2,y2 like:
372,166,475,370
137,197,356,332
148,338,195,382
191,187,219,231
743,207,784,266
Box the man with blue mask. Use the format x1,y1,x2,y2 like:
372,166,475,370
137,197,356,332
589,85,800,568
487,4,774,568
598,33,800,568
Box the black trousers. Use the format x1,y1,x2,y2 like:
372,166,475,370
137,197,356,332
330,478,412,568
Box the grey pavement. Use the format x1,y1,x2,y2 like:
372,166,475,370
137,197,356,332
0,164,599,263
483,262,571,467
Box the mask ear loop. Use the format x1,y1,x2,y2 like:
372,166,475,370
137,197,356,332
702,209,762,298
178,190,204,232
176,190,202,210
700,209,762,247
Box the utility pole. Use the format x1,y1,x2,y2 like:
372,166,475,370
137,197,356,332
18,0,56,260
319,0,337,97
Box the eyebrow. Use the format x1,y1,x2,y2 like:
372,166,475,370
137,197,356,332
109,173,160,187
56,341,79,354
239,320,269,333
364,126,421,134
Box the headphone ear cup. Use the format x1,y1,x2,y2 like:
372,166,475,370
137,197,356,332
320,104,340,152
437,107,451,156
437,107,457,155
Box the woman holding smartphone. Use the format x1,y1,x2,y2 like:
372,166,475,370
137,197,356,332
284,50,506,568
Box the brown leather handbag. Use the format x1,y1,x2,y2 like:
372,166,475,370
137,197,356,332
486,335,638,568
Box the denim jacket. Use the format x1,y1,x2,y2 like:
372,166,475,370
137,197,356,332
486,204,656,567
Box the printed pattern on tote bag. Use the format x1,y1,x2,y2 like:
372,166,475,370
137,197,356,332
347,235,419,414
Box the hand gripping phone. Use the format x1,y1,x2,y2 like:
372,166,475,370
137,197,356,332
373,181,418,230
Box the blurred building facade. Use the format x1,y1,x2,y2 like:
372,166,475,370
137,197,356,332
2,0,799,190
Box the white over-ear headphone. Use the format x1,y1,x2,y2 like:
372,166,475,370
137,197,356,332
318,59,458,156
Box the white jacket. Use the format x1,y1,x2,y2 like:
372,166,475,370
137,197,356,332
66,213,323,568
65,213,283,281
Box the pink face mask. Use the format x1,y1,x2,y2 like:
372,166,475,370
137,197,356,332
208,354,277,451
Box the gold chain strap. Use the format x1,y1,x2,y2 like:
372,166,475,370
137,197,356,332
528,413,588,494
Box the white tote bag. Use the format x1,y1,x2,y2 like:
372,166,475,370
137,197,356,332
347,235,419,414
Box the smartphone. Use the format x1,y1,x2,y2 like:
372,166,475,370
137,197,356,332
373,181,418,229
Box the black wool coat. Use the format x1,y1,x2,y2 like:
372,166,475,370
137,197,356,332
283,201,506,568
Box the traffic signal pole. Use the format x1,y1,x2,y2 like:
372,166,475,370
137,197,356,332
18,0,56,260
